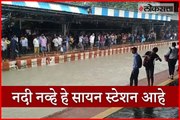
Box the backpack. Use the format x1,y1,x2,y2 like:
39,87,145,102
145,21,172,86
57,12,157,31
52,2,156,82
143,51,152,67
137,54,142,68
164,47,172,62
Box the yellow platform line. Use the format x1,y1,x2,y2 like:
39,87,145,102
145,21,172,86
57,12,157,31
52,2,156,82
90,107,123,119
91,75,178,119
158,75,178,86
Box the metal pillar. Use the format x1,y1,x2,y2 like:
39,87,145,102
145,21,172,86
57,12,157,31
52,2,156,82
19,19,22,30
62,23,67,36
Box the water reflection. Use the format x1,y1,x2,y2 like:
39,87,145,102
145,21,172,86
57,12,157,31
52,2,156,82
132,108,155,118
132,108,142,118
144,108,156,118
107,107,178,118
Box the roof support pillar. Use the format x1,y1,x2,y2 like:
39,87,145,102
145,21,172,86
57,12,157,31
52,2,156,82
62,23,67,36
19,18,22,30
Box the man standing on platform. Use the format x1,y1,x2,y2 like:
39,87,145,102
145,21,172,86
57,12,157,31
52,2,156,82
143,47,162,86
90,33,95,50
130,47,142,86
39,34,47,57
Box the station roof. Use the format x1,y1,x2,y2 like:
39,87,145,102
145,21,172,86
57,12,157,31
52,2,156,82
92,6,171,21
2,1,88,15
2,1,171,21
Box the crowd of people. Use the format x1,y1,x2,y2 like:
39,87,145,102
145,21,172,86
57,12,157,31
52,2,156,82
130,42,178,86
1,30,177,61
2,30,178,86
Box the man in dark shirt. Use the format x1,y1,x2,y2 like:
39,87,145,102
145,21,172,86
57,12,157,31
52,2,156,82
144,47,162,86
10,35,18,60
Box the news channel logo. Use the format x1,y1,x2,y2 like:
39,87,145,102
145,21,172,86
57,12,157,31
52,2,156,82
138,3,174,14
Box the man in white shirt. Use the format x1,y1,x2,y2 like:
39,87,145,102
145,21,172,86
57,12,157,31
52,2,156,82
53,36,59,54
2,38,7,60
176,42,179,72
57,35,63,53
79,35,84,51
14,35,19,42
33,36,39,57
90,33,95,50
111,34,115,45
58,35,63,46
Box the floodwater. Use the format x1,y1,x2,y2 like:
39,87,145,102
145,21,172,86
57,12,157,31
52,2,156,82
106,107,178,118
107,80,178,118
3,46,171,86
2,45,178,118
